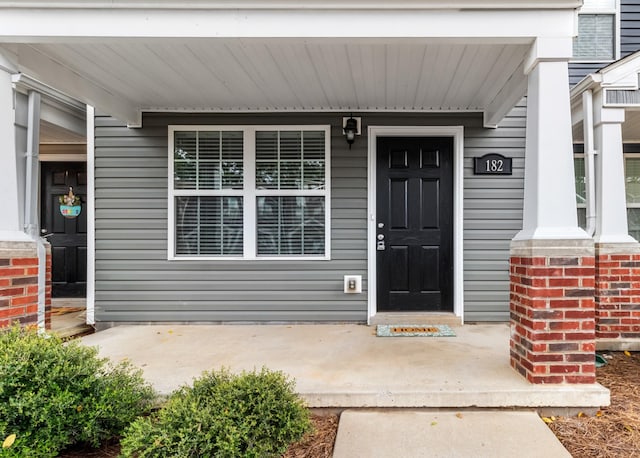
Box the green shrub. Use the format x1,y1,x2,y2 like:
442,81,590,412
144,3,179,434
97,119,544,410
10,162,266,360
0,325,155,457
120,367,311,458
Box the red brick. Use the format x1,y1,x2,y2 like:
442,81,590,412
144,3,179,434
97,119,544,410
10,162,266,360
0,307,26,319
10,257,38,266
0,287,25,297
565,267,595,276
10,295,37,306
527,353,564,363
0,267,26,277
530,267,563,277
550,321,581,331
549,278,579,288
564,332,595,341
611,254,632,261
550,364,580,374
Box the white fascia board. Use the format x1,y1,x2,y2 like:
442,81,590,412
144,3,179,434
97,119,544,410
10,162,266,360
8,45,141,126
0,9,576,41
570,73,602,103
0,1,584,10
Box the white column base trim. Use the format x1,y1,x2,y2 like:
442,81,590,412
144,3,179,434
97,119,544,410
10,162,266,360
0,230,33,242
594,234,638,244
512,226,591,241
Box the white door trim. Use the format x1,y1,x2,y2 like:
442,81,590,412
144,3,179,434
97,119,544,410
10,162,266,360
86,105,96,325
367,126,464,324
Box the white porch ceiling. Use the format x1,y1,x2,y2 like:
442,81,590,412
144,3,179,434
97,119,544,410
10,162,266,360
3,40,530,127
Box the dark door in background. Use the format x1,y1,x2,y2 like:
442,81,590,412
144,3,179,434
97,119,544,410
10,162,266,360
376,137,453,312
41,162,87,297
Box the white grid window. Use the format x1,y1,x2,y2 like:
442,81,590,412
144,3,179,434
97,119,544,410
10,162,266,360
625,155,640,241
574,155,587,229
573,0,618,61
169,126,331,260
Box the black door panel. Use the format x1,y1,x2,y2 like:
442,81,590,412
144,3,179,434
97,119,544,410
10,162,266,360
376,137,453,312
41,162,87,297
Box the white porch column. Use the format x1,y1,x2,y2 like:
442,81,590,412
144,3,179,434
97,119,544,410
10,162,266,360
515,56,589,240
0,68,29,241
593,93,636,243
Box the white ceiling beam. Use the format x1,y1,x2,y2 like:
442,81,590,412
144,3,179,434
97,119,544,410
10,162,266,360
483,62,528,128
0,9,576,41
10,45,141,126
40,104,86,138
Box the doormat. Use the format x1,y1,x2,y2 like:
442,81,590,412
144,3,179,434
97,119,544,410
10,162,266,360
376,324,456,337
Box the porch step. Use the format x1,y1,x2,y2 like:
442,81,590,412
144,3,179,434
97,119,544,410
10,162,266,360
370,312,462,327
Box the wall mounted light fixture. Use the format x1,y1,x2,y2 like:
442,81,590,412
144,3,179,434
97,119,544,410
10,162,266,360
342,115,361,149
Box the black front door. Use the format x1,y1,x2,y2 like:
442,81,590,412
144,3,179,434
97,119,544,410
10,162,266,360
376,137,453,312
41,162,87,297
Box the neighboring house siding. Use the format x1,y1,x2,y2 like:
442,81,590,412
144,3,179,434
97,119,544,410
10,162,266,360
94,110,524,324
621,0,640,56
570,0,640,85
569,63,606,86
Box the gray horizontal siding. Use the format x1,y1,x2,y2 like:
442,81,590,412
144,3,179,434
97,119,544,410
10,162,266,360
463,101,526,321
94,109,524,323
95,113,369,323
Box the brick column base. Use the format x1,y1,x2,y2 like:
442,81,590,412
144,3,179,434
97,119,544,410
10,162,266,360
595,243,640,350
510,239,596,384
0,240,40,328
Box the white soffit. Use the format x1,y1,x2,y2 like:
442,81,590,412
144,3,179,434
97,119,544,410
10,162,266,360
2,40,530,126
0,3,578,125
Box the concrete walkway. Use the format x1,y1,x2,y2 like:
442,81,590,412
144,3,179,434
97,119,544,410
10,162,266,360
332,411,572,457
80,323,609,409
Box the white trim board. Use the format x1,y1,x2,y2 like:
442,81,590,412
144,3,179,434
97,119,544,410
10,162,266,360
86,105,96,325
367,126,464,324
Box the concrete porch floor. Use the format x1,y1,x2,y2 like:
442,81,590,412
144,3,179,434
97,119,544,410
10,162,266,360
80,323,609,410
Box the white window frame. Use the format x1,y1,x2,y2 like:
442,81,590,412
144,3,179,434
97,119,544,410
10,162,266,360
572,0,620,63
573,152,587,230
624,152,640,230
168,125,331,261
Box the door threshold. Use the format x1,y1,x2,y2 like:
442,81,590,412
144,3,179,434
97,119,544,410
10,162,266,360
370,312,462,327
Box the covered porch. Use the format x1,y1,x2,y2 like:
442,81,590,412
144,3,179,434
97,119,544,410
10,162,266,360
0,0,604,388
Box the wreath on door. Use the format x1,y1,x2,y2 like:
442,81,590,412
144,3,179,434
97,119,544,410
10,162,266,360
58,187,82,218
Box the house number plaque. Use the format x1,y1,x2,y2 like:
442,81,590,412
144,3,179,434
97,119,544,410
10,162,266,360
473,153,512,175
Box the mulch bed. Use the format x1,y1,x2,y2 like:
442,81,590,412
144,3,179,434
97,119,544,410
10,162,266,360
59,413,339,458
548,351,640,458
